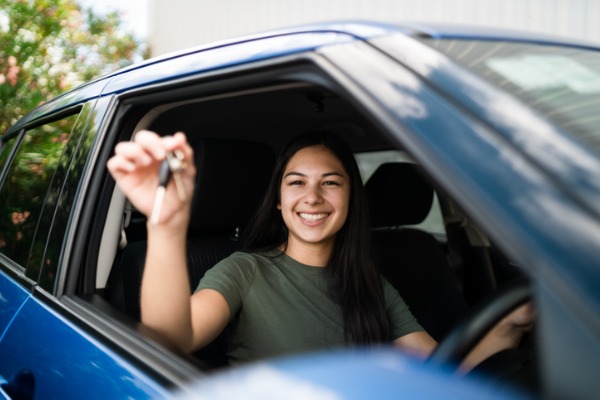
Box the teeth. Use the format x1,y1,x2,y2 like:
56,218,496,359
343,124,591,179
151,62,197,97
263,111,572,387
299,213,328,221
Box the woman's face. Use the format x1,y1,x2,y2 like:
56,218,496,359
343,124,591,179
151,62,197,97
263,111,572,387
278,145,350,257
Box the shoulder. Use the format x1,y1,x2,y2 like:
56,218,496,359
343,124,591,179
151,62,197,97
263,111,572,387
197,251,268,298
211,250,279,274
222,250,278,265
380,277,408,309
381,277,398,298
212,251,258,273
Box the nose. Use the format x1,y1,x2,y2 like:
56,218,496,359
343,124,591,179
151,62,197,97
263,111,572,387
303,183,323,205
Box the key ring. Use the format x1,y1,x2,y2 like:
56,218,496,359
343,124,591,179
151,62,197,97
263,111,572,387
150,149,187,224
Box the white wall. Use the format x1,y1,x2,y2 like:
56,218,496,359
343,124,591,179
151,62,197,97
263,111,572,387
148,0,600,56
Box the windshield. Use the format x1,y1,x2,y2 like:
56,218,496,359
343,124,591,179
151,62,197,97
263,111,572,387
424,39,600,151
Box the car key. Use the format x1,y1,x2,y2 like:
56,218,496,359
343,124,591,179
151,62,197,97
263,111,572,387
150,150,186,224
166,149,186,201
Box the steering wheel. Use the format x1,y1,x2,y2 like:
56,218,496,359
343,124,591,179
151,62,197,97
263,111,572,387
427,278,532,369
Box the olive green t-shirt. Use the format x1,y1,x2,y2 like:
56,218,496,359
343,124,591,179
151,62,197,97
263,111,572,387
196,249,423,364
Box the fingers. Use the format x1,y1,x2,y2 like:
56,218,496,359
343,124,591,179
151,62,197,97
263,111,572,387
107,131,160,176
173,132,196,178
107,130,194,177
511,302,536,329
497,302,536,337
134,130,169,160
136,130,194,164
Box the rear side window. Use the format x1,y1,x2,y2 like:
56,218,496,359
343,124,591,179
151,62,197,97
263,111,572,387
0,116,77,267
0,134,18,181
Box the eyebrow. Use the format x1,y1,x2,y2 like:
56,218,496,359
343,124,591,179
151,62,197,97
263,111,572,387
283,171,345,179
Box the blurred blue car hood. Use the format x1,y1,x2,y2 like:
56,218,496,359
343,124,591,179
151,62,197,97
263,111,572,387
177,349,530,400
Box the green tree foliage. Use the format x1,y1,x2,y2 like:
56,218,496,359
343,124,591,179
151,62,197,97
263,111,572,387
0,0,147,270
0,0,148,134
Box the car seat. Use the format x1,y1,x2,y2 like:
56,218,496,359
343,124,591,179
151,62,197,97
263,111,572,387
365,162,468,341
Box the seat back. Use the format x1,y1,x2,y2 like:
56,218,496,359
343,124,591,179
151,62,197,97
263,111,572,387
365,163,467,341
105,137,275,366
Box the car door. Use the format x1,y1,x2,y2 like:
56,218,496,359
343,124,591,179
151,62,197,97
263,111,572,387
0,98,172,399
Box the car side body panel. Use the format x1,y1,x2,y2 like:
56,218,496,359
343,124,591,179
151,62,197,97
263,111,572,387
0,270,29,342
0,292,168,399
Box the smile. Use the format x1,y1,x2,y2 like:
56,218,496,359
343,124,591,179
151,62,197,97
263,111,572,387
298,212,329,222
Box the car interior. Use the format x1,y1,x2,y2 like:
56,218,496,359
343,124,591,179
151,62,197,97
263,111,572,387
79,65,535,392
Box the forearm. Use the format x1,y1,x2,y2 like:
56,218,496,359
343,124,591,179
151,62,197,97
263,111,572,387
141,222,194,352
393,331,438,359
460,319,526,373
459,302,534,372
108,131,201,351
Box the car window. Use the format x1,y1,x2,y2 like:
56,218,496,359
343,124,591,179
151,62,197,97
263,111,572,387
356,150,446,240
0,114,78,269
31,102,97,292
0,134,19,186
424,39,600,153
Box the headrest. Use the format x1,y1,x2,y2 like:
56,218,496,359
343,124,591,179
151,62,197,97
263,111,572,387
188,138,275,234
365,163,434,228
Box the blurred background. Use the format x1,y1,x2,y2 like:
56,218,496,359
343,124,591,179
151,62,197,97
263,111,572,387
145,0,600,56
1,0,599,132
81,0,600,56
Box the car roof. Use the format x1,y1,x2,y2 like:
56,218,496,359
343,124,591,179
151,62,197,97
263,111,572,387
105,20,600,80
7,20,599,135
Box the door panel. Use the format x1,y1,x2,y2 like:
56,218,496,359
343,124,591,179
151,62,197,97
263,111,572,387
0,293,169,399
0,269,29,341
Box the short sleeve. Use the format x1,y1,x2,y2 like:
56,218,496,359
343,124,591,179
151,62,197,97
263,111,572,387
383,279,425,339
196,252,257,321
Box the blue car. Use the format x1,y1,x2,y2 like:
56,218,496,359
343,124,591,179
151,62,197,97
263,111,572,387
1,21,599,399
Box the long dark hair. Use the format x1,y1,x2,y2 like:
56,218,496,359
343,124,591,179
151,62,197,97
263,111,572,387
242,131,390,344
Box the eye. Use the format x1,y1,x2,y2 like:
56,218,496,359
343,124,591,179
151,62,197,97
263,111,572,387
287,180,304,186
323,180,341,186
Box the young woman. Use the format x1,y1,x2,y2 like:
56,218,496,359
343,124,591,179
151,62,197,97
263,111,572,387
107,130,532,368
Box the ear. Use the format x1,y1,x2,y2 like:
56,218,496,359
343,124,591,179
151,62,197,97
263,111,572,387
277,203,281,210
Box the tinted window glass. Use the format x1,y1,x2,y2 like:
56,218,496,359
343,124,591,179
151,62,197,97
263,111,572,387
0,134,19,184
29,103,95,291
0,116,77,267
424,39,600,153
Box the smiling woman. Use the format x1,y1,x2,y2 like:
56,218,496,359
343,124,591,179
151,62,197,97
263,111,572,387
230,131,402,354
107,127,532,371
278,144,351,264
107,130,418,362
